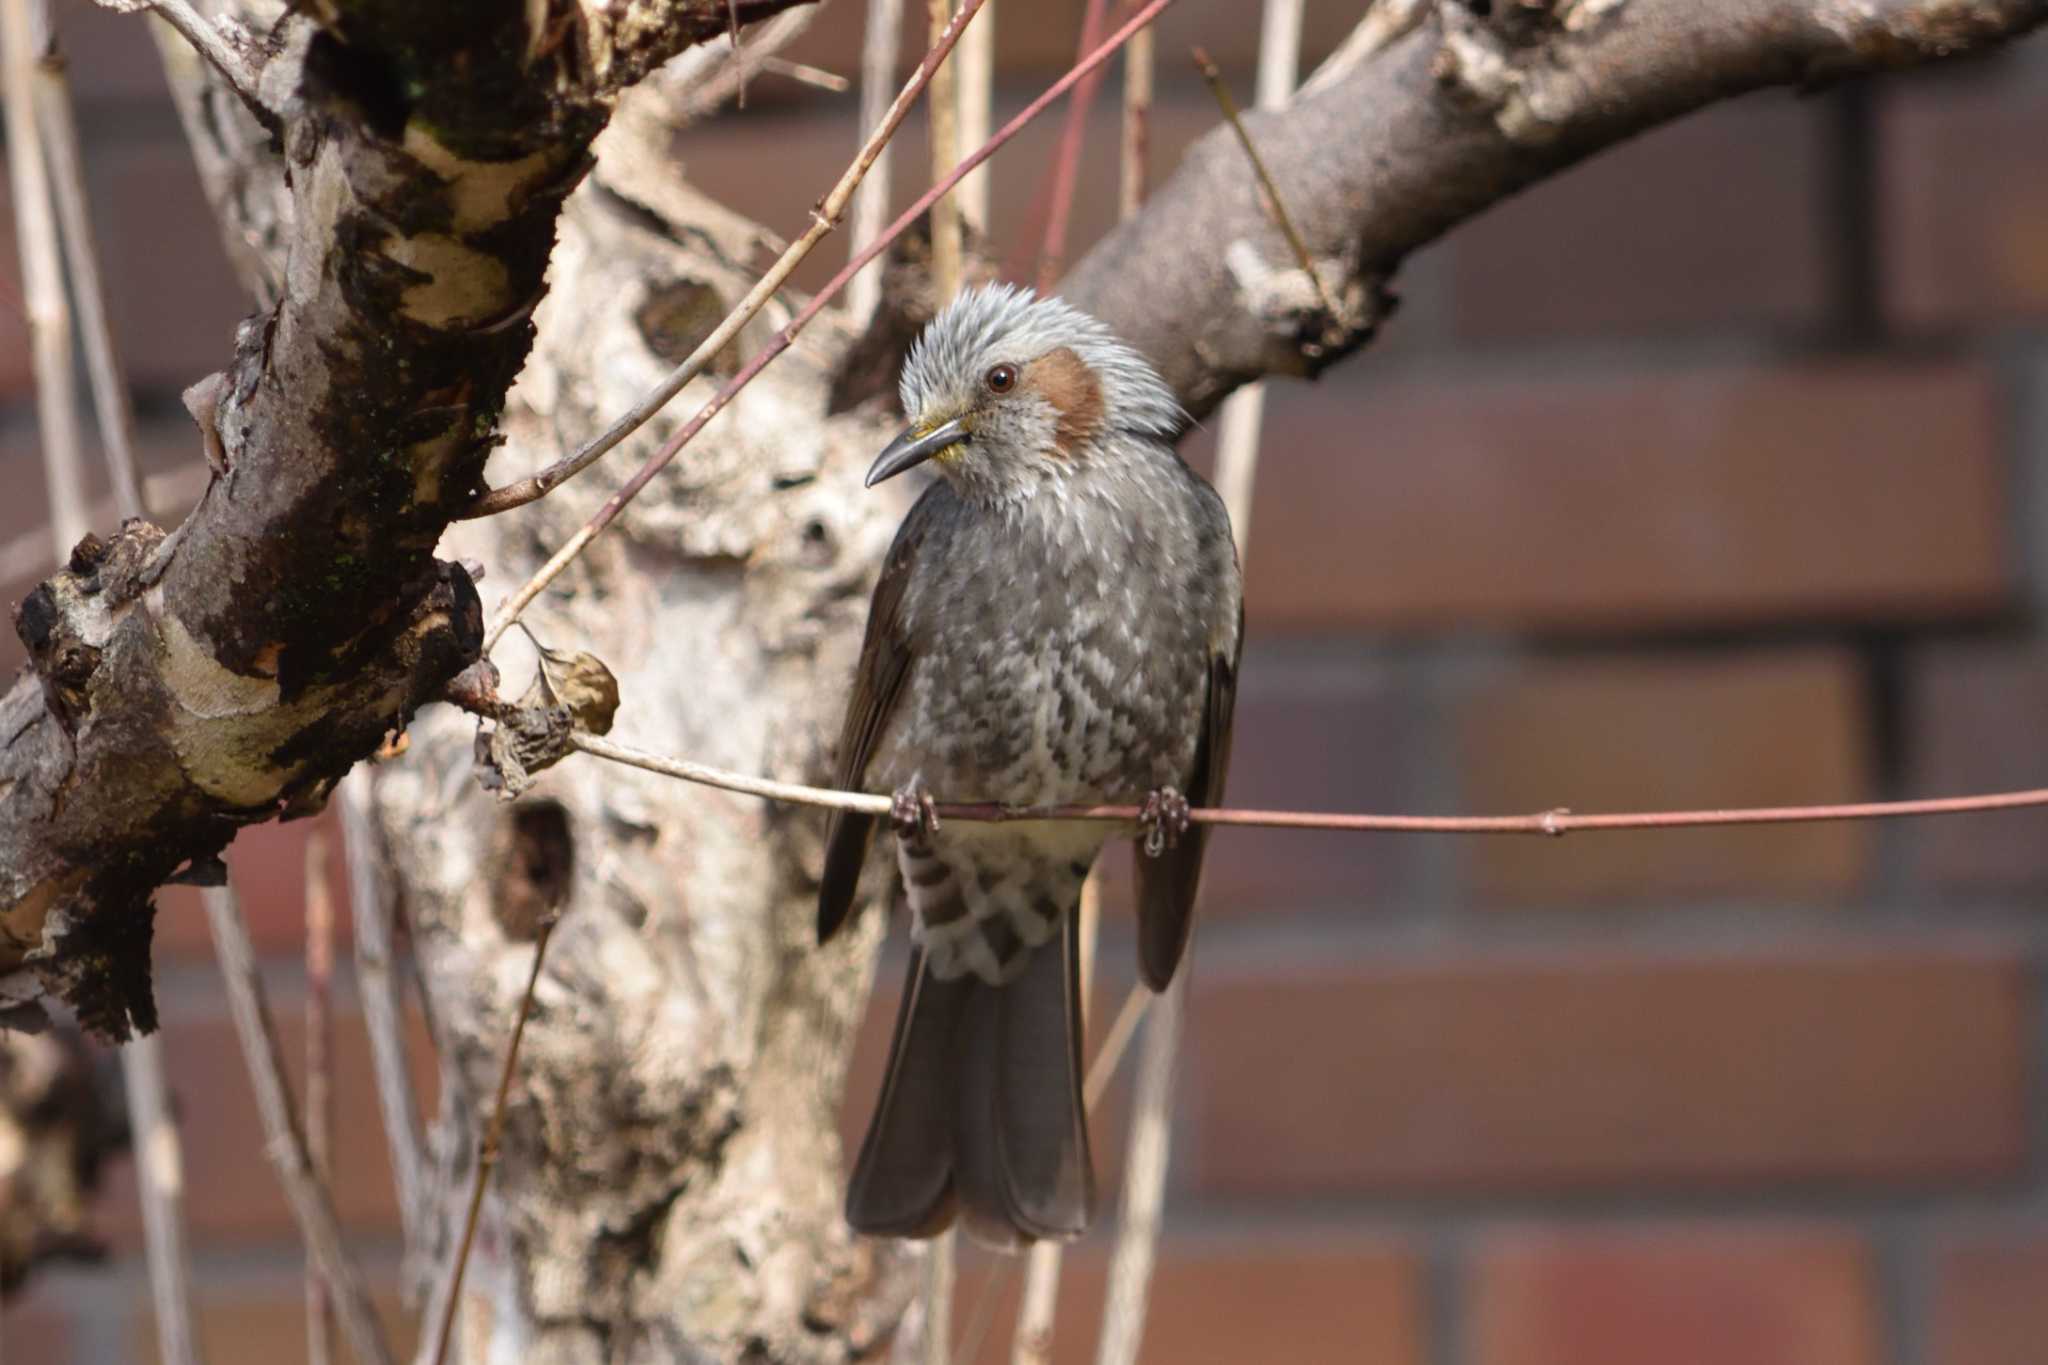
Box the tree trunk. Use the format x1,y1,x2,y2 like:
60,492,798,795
368,164,920,1362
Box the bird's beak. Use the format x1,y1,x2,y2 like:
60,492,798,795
866,418,969,487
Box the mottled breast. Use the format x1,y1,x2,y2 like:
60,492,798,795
872,454,1226,808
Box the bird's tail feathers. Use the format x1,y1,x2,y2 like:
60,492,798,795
845,913,1094,1248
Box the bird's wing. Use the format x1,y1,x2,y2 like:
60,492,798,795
817,494,936,943
1135,596,1242,990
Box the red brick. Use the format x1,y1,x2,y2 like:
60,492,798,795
1445,94,1829,340
52,0,176,102
137,1278,418,1365
0,1287,73,1364
0,161,34,399
0,427,194,569
1455,648,1872,904
86,140,252,393
1185,950,2028,1195
0,427,213,678
669,87,1455,362
1930,1232,2048,1365
1471,1225,1881,1365
153,806,355,959
783,2,1368,84
1908,642,2048,889
676,92,1227,295
1200,653,1417,911
954,1233,1423,1365
1246,360,2010,631
1883,82,2048,326
1087,649,1416,921
99,994,437,1249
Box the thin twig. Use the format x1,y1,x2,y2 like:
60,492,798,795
0,463,209,586
120,1038,204,1365
337,770,428,1253
1300,0,1428,97
922,1227,957,1365
1118,25,1153,223
561,730,2048,835
4,0,85,553
1011,1246,1060,1365
927,0,963,300
1098,19,1300,1362
759,54,851,92
427,917,557,1365
122,0,260,107
954,1260,1008,1365
1208,383,1262,551
306,830,338,1365
846,0,907,324
14,6,198,1358
482,0,1182,649
463,0,991,524
35,4,145,519
1083,982,1147,1112
1091,976,1180,1365
204,883,396,1365
1012,39,1153,1352
1035,0,1111,291
954,0,995,232
1002,871,1107,1365
672,8,823,121
1190,44,1337,323
726,0,744,106
1252,0,1303,112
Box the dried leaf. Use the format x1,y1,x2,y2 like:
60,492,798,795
474,703,574,801
533,646,621,736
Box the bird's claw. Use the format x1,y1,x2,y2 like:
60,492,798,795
889,784,940,843
1140,787,1190,858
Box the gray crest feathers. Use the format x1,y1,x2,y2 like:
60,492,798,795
899,284,1184,439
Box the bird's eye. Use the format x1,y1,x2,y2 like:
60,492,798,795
985,364,1018,394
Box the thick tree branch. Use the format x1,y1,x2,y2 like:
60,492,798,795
1063,0,2048,418
1,0,814,1036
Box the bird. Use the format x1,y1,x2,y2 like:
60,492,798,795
817,284,1243,1248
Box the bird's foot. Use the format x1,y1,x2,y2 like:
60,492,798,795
1139,786,1190,858
889,782,941,843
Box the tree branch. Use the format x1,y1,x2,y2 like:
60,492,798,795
204,881,394,1365
95,0,261,112
0,0,817,1036
1062,0,2048,418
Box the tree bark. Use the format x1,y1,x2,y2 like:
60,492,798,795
7,0,2044,1357
0,0,808,1036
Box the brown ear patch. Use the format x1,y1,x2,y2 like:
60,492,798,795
1024,346,1105,456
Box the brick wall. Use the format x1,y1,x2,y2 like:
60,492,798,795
8,5,2048,1363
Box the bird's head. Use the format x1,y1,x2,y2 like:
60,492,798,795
866,284,1183,505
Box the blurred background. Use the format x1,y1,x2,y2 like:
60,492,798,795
6,2,2048,1362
